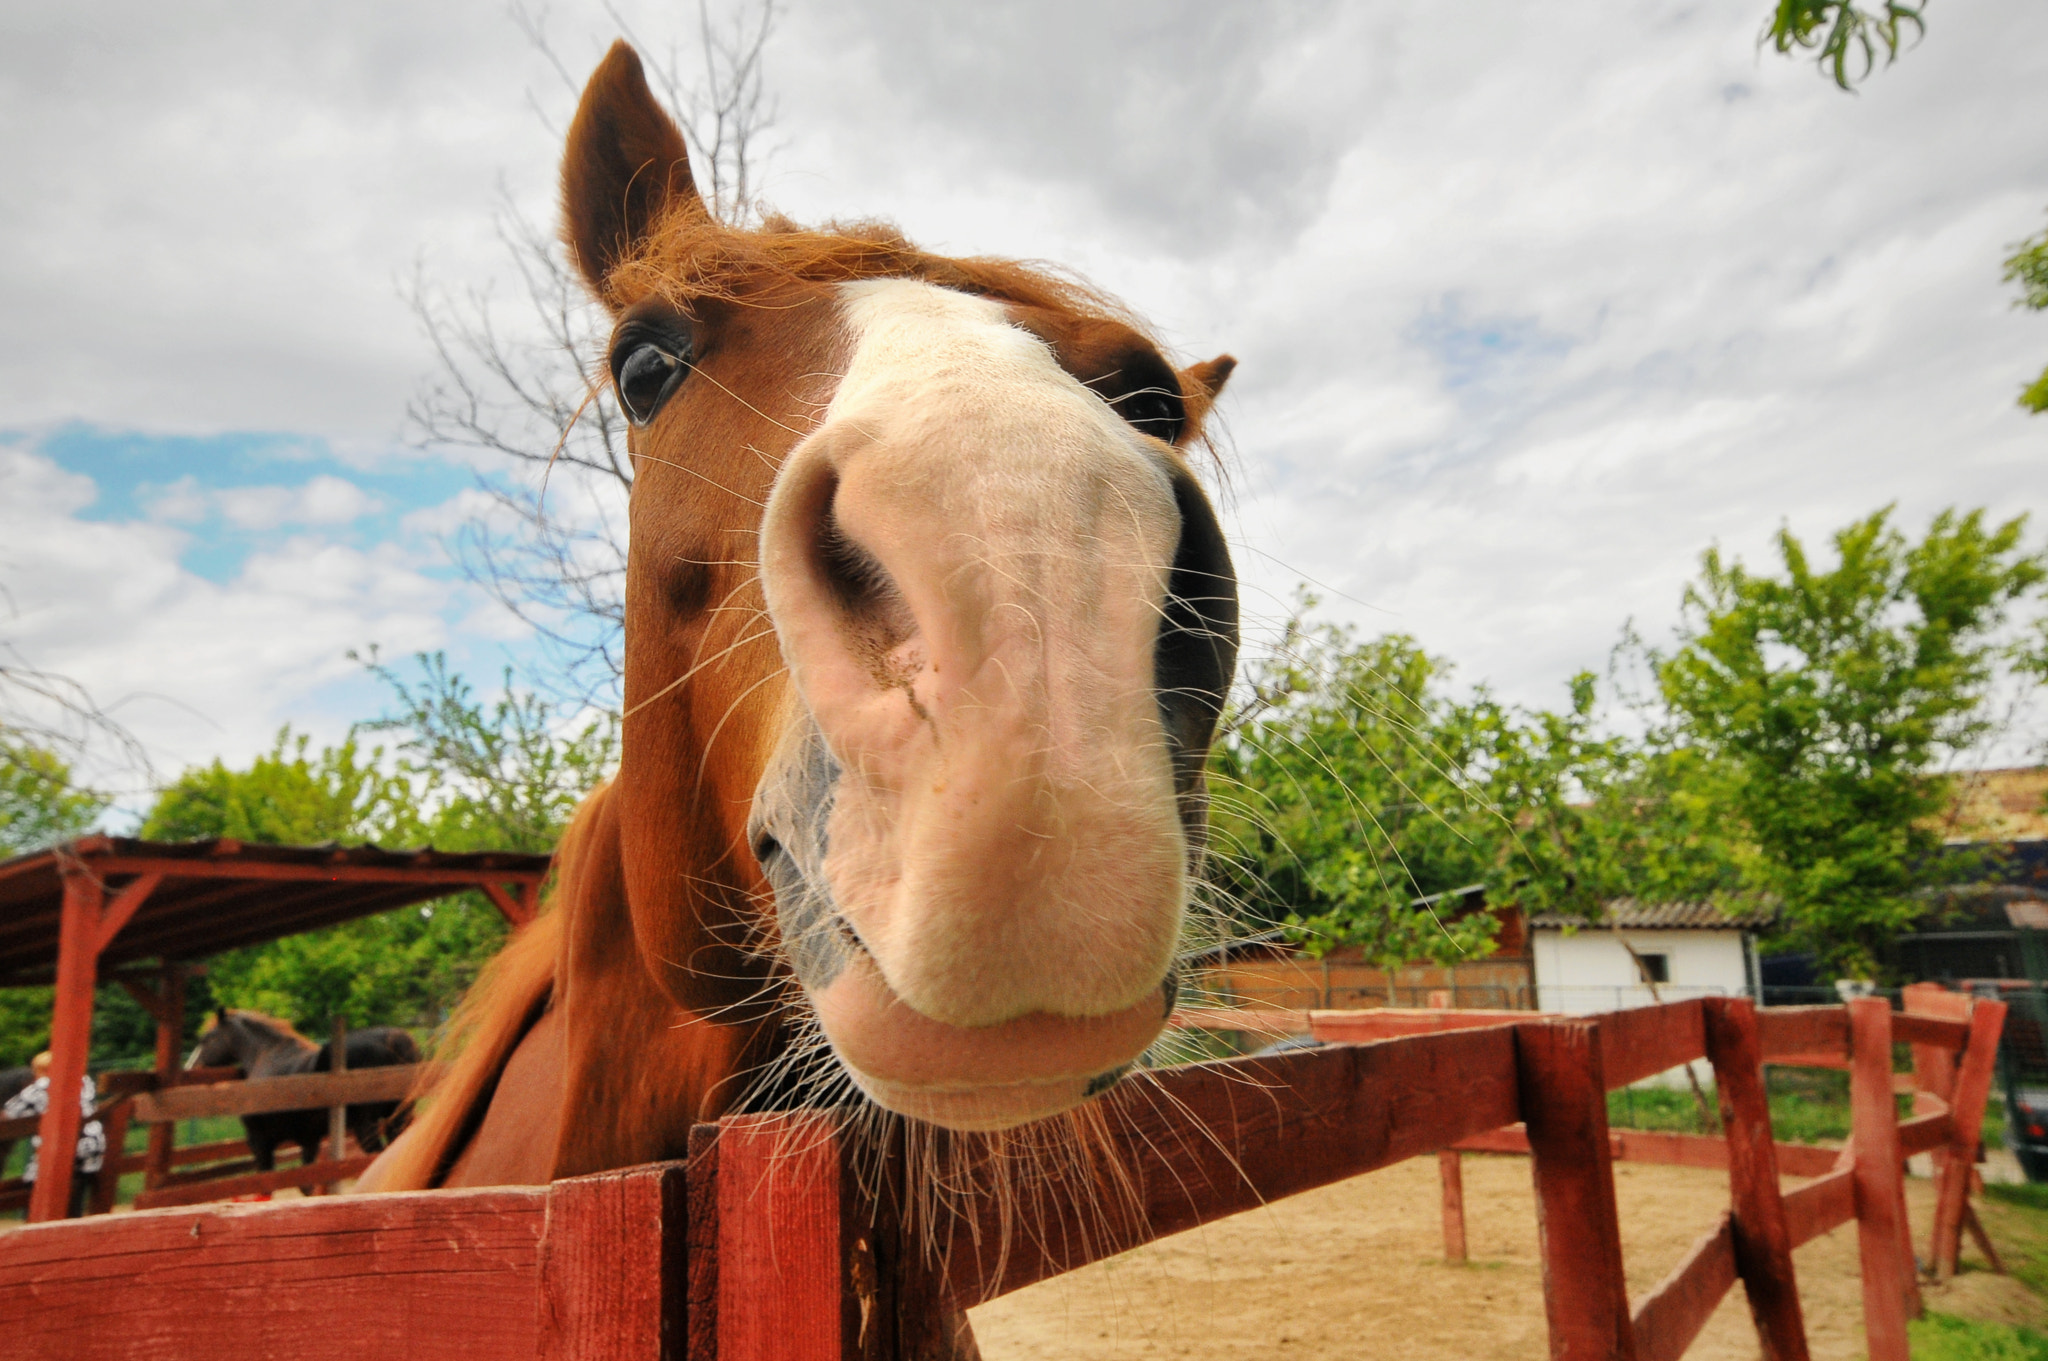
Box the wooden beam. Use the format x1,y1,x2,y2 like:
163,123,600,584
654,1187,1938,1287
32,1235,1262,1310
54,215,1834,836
1631,1214,1738,1361
1599,999,1707,1090
87,856,548,887
943,1023,1524,1304
1849,997,1914,1361
1897,1110,1954,1158
93,872,163,953
1890,1013,1970,1050
1517,1020,1637,1360
132,1064,429,1123
479,882,534,928
1308,1007,1536,1043
130,1155,377,1209
1783,1168,1857,1248
1932,999,2006,1279
0,1185,548,1357
29,870,100,1222
1756,1007,1848,1061
1703,996,1810,1361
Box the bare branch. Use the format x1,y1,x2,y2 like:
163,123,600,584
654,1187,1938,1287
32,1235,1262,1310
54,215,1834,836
404,3,779,713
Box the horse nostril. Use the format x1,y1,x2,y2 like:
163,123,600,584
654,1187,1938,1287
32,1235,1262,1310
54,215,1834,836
752,831,781,866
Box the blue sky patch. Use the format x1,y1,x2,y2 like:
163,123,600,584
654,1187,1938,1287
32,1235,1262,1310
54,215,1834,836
18,421,475,584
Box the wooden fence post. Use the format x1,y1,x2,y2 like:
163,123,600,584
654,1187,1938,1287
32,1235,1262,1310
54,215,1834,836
1518,1019,1637,1361
1702,997,1809,1361
1848,997,1914,1361
713,1112,859,1361
1439,1149,1469,1264
1933,998,2006,1280
538,1161,690,1361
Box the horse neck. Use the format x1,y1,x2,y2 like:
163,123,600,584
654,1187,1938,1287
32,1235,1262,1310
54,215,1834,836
227,1018,315,1074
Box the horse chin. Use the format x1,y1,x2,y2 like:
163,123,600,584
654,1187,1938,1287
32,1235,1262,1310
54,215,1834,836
809,951,1167,1132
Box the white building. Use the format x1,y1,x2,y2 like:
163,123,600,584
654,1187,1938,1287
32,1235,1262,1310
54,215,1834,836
1529,899,1772,1085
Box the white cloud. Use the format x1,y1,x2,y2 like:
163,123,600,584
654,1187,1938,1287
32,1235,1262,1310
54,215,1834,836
2,0,2045,778
0,444,471,781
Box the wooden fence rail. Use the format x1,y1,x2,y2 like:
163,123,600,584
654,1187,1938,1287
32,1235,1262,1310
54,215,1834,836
0,996,2007,1361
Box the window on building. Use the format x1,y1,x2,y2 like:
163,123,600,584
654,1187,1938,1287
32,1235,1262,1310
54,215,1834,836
1637,953,1670,984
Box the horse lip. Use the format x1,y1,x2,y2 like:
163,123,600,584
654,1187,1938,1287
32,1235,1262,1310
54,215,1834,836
808,950,1168,1130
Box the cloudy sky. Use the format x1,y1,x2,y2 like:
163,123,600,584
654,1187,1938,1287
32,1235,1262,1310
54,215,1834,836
3,1,2045,796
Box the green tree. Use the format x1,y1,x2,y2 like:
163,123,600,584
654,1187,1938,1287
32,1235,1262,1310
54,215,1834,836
137,659,615,1034
1209,610,1628,978
2004,220,2048,415
1654,507,2045,977
0,740,105,857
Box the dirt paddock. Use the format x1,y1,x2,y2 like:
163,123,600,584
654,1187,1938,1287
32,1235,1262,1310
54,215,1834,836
968,1154,2041,1360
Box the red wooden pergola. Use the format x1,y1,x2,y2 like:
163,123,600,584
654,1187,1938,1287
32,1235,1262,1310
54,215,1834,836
0,836,552,1223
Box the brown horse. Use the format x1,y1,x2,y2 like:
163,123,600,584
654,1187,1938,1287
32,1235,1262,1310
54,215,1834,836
364,40,1239,1194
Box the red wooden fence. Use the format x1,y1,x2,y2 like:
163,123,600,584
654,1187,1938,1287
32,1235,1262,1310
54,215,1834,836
0,995,2007,1360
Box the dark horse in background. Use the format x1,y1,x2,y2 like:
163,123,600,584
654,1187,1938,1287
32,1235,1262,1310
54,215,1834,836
188,1010,419,1171
0,1065,31,1173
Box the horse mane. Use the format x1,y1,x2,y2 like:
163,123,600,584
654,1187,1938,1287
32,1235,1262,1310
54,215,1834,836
206,1008,314,1047
609,207,1138,327
373,786,613,1190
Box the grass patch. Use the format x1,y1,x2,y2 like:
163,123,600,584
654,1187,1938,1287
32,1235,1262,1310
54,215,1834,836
1910,1312,2048,1360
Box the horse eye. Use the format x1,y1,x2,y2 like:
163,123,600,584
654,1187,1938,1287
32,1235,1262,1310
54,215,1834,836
1120,393,1182,443
613,340,689,425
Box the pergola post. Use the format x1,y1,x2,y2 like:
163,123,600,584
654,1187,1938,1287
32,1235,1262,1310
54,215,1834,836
28,869,102,1223
146,962,187,1190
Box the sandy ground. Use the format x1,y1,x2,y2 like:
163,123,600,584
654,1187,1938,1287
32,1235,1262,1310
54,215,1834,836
967,1155,2045,1361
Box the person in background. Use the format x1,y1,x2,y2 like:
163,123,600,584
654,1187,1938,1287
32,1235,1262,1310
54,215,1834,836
3,1050,106,1216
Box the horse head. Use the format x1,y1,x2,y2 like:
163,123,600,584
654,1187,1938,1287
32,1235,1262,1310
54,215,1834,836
553,43,1239,1134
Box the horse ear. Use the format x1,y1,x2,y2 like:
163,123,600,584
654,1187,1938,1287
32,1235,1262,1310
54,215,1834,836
561,40,700,307
1175,355,1237,436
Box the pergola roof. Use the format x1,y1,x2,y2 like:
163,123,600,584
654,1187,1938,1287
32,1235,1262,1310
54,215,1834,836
0,836,553,985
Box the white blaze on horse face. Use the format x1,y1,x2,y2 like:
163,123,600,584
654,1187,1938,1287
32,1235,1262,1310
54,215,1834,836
760,279,1186,1049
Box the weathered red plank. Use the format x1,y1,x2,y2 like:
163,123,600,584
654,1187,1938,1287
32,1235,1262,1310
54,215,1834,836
1891,1013,1970,1050
1703,996,1809,1361
1897,1111,1953,1159
716,1113,853,1361
686,1125,720,1361
1518,1021,1637,1361
0,1186,546,1358
131,1155,376,1208
1308,1007,1534,1042
945,1023,1523,1303
1849,997,1914,1361
1756,1007,1848,1062
1631,1214,1737,1361
1933,999,2006,1279
539,1162,688,1361
1598,1000,1706,1090
1783,1168,1856,1247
